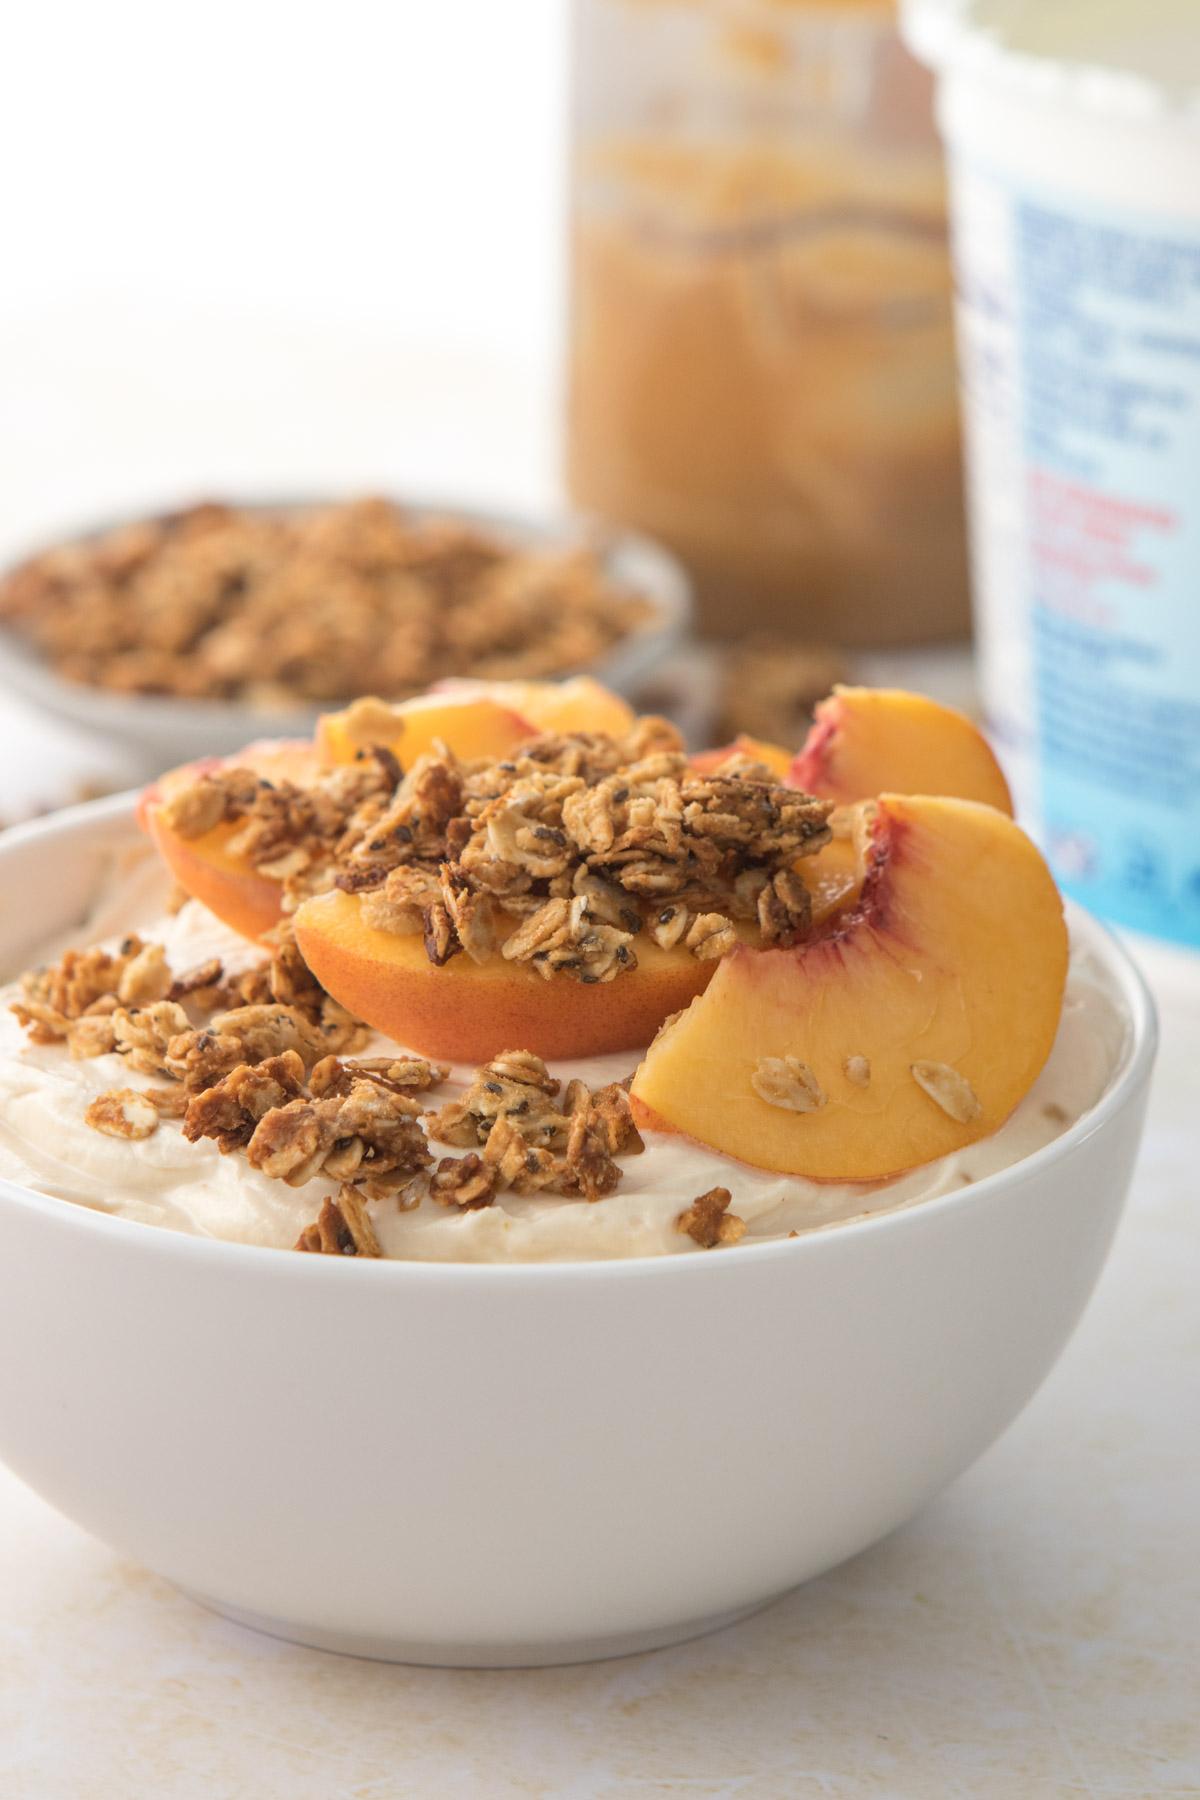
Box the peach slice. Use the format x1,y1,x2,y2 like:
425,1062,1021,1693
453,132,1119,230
315,690,537,769
630,794,1067,1181
316,676,637,770
790,687,1014,814
140,741,317,941
292,889,749,1063
441,675,637,740
691,735,793,781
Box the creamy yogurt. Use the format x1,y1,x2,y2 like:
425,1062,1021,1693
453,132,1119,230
0,863,1128,1261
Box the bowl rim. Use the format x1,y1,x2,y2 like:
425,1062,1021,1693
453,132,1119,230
0,792,1158,1284
0,491,693,738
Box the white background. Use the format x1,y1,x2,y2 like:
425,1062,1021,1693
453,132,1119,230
0,0,567,547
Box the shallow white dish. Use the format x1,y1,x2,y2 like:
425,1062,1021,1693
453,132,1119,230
0,497,692,770
0,797,1156,1666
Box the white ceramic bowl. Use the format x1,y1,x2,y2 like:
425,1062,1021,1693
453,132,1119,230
0,497,692,770
0,798,1156,1666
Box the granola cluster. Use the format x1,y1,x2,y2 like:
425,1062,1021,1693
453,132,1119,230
12,934,174,1053
12,920,367,1070
0,498,651,705
343,721,831,979
157,749,401,909
425,1050,644,1206
163,719,833,980
188,1052,442,1191
10,939,662,1255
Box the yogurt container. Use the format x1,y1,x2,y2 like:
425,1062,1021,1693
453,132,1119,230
904,0,1200,948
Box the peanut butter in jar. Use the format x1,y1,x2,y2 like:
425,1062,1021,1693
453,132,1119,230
566,0,969,645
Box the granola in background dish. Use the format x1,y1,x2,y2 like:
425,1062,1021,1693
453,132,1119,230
0,498,652,705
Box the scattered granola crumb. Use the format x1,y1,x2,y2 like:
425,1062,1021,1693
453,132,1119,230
484,1049,560,1095
751,1056,826,1113
117,942,172,1006
168,957,225,1002
1042,1100,1069,1125
676,1187,746,1248
11,934,168,1041
171,1004,328,1089
587,1082,645,1158
910,1060,982,1124
10,927,373,1074
756,866,813,946
314,1055,449,1095
294,1186,381,1257
84,1088,160,1140
685,912,738,961
9,1000,68,1047
389,1175,426,1212
160,779,227,838
649,903,689,950
843,1054,871,1088
429,1153,497,1210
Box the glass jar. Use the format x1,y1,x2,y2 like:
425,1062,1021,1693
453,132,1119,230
566,0,969,646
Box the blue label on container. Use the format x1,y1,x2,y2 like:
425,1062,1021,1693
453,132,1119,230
1011,188,1200,946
